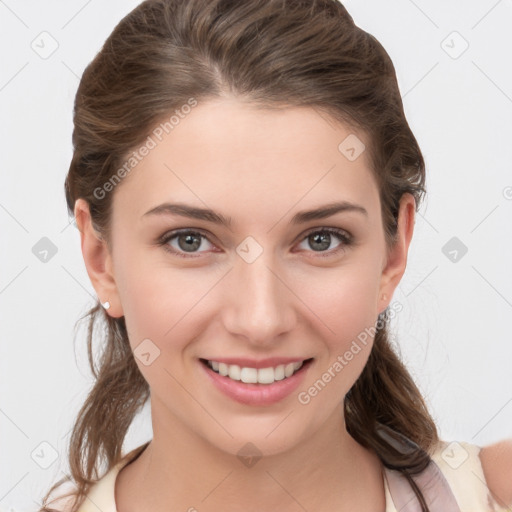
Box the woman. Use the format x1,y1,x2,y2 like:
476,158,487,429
40,0,512,511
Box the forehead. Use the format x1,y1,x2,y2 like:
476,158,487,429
111,98,380,225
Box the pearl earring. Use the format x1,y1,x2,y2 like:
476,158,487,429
101,300,111,310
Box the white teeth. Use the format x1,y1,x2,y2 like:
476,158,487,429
218,362,229,376
273,365,285,381
207,359,307,385
284,363,295,378
240,367,258,383
228,365,241,381
257,367,275,384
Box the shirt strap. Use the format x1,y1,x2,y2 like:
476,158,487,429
384,460,462,512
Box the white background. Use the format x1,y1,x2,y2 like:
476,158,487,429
1,0,511,510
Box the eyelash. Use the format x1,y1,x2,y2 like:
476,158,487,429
157,227,353,259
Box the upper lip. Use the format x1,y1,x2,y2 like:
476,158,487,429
200,357,312,369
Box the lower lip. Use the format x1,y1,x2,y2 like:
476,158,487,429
200,359,313,406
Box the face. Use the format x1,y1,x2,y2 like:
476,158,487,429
77,97,414,459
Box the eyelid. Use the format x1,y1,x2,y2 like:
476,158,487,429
157,227,213,245
300,225,352,242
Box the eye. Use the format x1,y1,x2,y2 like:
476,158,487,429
295,227,353,257
158,229,216,258
157,227,353,259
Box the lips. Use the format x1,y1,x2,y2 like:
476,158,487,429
199,357,314,406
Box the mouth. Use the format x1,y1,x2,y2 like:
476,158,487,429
199,357,314,385
199,357,314,406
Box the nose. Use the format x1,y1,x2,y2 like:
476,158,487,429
221,250,296,346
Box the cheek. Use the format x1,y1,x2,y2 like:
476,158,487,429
114,245,221,355
299,260,382,336
114,264,210,399
294,263,382,391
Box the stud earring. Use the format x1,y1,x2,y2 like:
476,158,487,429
101,300,111,310
381,294,387,301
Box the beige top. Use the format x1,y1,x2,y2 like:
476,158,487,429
71,440,507,512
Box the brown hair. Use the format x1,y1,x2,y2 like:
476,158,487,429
40,0,439,510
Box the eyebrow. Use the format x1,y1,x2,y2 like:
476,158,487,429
142,201,368,227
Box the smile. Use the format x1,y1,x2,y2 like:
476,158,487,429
199,357,314,406
204,359,309,385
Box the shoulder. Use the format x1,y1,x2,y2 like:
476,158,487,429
428,439,510,511
479,438,512,509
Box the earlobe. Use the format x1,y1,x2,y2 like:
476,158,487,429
378,193,416,312
73,198,123,318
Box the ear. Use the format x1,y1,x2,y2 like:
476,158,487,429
74,198,124,318
378,193,416,313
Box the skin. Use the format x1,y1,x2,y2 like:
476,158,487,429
75,96,416,512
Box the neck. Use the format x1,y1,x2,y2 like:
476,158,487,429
115,401,385,512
